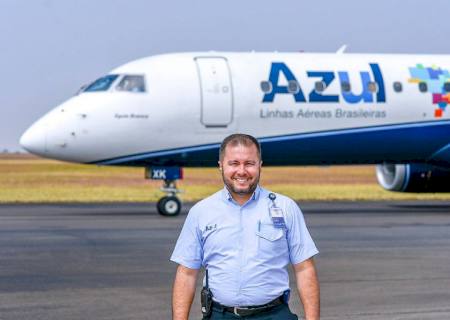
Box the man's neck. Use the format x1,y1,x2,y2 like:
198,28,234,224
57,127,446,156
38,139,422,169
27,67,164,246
227,186,259,206
231,193,252,206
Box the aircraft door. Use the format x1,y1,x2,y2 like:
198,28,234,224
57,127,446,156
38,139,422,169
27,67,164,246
195,57,233,127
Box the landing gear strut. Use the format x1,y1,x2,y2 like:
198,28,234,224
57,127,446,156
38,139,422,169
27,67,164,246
157,180,182,216
146,167,183,216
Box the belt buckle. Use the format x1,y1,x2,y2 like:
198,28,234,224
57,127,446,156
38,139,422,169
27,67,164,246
233,306,248,317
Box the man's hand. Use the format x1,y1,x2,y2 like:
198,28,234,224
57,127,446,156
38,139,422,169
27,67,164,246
293,258,320,320
172,265,199,320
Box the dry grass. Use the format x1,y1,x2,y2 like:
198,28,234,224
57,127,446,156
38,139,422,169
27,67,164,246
1,154,450,202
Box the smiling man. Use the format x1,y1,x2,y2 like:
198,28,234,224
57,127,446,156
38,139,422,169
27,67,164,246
171,134,320,320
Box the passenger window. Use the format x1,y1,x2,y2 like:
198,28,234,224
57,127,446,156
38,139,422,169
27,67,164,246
393,82,402,92
84,75,119,92
315,81,325,92
288,80,299,93
341,82,351,92
260,81,272,93
367,81,378,93
116,75,146,92
444,82,450,92
418,82,428,93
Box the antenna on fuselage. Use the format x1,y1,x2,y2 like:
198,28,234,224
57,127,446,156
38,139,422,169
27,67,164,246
336,44,347,54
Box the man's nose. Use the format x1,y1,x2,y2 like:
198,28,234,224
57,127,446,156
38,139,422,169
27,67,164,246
236,165,246,174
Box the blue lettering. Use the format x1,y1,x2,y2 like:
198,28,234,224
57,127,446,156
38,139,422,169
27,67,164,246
261,62,386,104
307,71,339,103
370,63,386,103
262,63,306,103
338,71,373,104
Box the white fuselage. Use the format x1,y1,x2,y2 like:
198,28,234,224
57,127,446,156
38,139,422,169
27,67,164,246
20,52,450,168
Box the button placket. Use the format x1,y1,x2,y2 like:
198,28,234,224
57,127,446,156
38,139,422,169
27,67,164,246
238,206,245,305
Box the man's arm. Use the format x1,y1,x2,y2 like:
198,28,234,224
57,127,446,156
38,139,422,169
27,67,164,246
293,257,320,320
172,264,199,320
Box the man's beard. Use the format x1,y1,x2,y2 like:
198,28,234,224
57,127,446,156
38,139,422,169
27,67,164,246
222,171,260,196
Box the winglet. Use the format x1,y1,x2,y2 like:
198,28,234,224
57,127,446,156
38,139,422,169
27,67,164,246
336,45,347,54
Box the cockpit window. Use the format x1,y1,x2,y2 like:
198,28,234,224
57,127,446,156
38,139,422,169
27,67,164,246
116,75,146,92
84,74,119,92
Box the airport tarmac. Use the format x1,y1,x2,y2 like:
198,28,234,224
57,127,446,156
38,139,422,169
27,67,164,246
0,201,449,320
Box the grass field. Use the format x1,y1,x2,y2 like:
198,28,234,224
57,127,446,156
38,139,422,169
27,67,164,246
1,154,450,202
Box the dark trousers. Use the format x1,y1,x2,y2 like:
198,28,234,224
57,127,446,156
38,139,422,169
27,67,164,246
203,303,298,319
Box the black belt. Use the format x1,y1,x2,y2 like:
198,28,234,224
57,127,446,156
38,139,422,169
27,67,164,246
212,295,284,317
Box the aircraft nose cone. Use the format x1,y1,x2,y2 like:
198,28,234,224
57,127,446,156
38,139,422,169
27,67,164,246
20,122,47,155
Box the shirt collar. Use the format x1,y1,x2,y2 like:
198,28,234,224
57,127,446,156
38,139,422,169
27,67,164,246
222,185,261,205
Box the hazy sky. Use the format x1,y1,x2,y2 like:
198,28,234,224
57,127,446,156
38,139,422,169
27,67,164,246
1,0,449,151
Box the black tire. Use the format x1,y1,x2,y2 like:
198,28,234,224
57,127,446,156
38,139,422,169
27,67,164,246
156,196,168,215
157,196,181,216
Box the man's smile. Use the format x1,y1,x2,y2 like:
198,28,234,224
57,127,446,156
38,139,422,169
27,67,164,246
233,176,251,183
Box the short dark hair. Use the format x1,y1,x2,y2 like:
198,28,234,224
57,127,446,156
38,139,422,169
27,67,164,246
219,133,261,161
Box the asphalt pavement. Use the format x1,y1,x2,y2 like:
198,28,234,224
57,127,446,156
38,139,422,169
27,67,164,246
0,201,449,320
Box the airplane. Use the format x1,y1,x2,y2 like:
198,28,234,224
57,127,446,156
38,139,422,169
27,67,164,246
20,49,450,216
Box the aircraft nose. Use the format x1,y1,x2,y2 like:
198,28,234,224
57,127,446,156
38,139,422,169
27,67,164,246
20,122,47,155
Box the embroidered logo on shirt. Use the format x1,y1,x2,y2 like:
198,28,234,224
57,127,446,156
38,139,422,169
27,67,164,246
205,224,217,232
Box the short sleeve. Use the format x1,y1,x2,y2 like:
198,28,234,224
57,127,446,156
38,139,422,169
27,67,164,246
286,200,319,265
170,209,203,269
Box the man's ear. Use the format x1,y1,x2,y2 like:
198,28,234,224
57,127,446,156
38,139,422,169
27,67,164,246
218,161,222,170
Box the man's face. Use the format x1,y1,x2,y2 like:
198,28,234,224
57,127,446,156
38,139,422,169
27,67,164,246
219,143,262,200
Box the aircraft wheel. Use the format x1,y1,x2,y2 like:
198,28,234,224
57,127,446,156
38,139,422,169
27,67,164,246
157,196,181,216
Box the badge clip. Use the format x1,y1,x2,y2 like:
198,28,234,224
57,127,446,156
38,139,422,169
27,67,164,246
268,193,286,228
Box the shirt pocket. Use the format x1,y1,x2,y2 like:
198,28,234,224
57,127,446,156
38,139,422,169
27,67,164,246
255,223,287,255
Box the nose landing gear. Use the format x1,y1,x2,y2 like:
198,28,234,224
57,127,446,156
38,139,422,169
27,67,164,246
146,167,183,216
157,179,182,216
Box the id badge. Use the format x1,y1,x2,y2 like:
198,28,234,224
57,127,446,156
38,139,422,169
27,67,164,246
270,207,286,228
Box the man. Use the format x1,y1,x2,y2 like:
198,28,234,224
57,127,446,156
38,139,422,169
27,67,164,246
171,134,319,319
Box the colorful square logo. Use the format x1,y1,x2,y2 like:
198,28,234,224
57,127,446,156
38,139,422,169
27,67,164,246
408,64,449,118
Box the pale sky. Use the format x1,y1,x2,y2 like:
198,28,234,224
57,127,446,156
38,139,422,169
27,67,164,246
1,0,449,151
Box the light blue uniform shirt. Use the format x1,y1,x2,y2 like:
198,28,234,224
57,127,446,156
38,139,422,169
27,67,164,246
170,185,318,307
